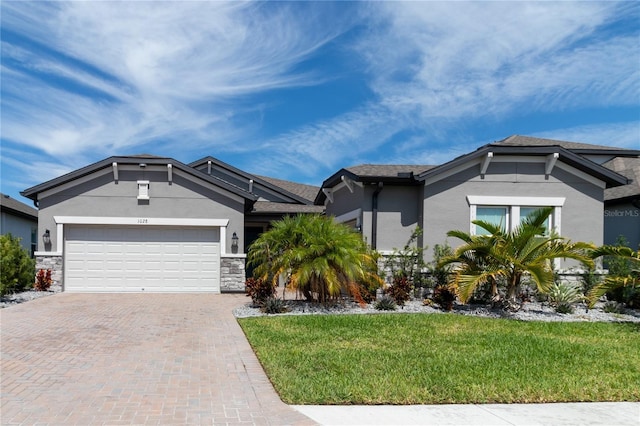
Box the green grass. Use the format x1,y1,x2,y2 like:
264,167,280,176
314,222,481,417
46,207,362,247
238,313,640,404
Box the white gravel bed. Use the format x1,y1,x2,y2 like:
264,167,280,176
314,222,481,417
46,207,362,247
0,290,57,308
234,298,640,323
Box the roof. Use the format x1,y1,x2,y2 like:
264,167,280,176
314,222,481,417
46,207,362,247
0,193,38,219
417,144,630,188
490,135,639,155
345,164,435,178
251,201,325,214
189,156,313,205
253,175,319,204
603,156,640,202
21,156,258,202
315,164,434,204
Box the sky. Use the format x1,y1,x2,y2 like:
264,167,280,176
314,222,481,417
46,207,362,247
1,1,639,205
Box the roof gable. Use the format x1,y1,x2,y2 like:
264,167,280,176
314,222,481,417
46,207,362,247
417,144,629,189
189,156,314,205
0,193,38,219
21,156,258,203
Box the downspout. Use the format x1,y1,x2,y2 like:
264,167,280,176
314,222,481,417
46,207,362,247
371,182,383,249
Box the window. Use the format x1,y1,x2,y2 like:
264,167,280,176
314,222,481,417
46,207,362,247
30,227,37,257
520,207,550,235
476,207,508,235
467,196,564,236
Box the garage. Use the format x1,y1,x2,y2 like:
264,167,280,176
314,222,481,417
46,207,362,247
65,225,220,292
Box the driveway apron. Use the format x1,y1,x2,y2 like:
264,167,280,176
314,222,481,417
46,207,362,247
0,293,316,425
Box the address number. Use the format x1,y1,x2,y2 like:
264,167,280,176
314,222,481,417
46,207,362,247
137,218,149,224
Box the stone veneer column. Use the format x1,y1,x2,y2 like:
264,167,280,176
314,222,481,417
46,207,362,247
220,255,246,292
35,254,63,293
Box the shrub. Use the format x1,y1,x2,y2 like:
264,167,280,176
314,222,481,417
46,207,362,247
34,269,52,291
374,295,397,311
548,282,583,314
433,284,457,311
245,277,276,307
603,301,624,314
1,234,36,296
386,275,412,306
262,297,288,314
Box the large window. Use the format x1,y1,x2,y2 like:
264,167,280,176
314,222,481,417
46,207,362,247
467,196,564,236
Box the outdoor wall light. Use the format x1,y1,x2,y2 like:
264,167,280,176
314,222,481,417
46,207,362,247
42,229,51,245
231,232,239,253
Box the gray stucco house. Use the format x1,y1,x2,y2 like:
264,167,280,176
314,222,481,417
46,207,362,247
0,193,38,256
21,155,321,293
317,135,638,265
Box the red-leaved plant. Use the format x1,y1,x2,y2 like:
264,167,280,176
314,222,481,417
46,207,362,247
34,269,52,291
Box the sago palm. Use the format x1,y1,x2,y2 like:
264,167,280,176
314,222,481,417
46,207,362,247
248,214,381,302
440,207,594,305
587,245,639,308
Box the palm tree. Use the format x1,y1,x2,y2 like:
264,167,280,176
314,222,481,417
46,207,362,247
439,207,594,306
587,245,640,308
248,214,381,302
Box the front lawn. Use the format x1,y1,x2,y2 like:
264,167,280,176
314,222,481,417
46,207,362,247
238,313,640,404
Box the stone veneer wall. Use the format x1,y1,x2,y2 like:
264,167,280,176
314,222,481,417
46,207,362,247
35,254,63,293
220,256,246,292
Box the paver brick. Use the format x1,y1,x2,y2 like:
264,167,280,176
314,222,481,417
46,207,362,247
1,293,316,425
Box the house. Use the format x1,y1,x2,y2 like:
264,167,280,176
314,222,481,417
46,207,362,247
0,193,38,256
21,155,321,293
317,135,638,265
603,156,640,249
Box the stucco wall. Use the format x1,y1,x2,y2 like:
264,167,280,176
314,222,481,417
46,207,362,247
422,161,606,263
37,168,246,254
1,212,36,254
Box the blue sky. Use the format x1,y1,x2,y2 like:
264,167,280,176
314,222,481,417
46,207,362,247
1,1,639,205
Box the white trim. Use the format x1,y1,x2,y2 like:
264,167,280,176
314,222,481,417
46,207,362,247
334,208,362,226
341,175,355,193
322,188,334,203
54,216,230,227
422,159,480,186
480,152,493,177
137,180,150,200
167,164,173,183
466,196,565,207
545,153,559,176
56,222,64,253
112,162,118,182
221,253,247,259
220,226,226,255
34,251,62,256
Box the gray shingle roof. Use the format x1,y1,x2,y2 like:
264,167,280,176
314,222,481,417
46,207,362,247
253,175,319,204
0,193,37,219
604,156,640,201
345,164,435,178
251,201,325,214
490,135,635,152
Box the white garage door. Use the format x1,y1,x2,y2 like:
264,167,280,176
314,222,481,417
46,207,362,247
65,225,220,292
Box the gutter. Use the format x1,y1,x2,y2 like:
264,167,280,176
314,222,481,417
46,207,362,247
371,182,383,249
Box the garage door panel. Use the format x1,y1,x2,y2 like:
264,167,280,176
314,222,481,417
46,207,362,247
65,225,220,293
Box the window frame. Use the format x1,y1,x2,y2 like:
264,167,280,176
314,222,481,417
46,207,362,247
467,196,564,236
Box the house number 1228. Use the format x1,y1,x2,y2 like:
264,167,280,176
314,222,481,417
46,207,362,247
137,218,149,224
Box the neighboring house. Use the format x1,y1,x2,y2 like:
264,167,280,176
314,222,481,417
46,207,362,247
21,155,321,293
0,193,38,256
603,156,640,249
317,135,638,266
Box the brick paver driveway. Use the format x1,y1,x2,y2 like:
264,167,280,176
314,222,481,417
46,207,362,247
1,293,316,425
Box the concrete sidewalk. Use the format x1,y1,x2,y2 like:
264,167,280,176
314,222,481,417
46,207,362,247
293,402,640,425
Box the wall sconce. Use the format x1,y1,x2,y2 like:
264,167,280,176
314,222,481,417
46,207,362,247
231,232,239,253
42,229,51,245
